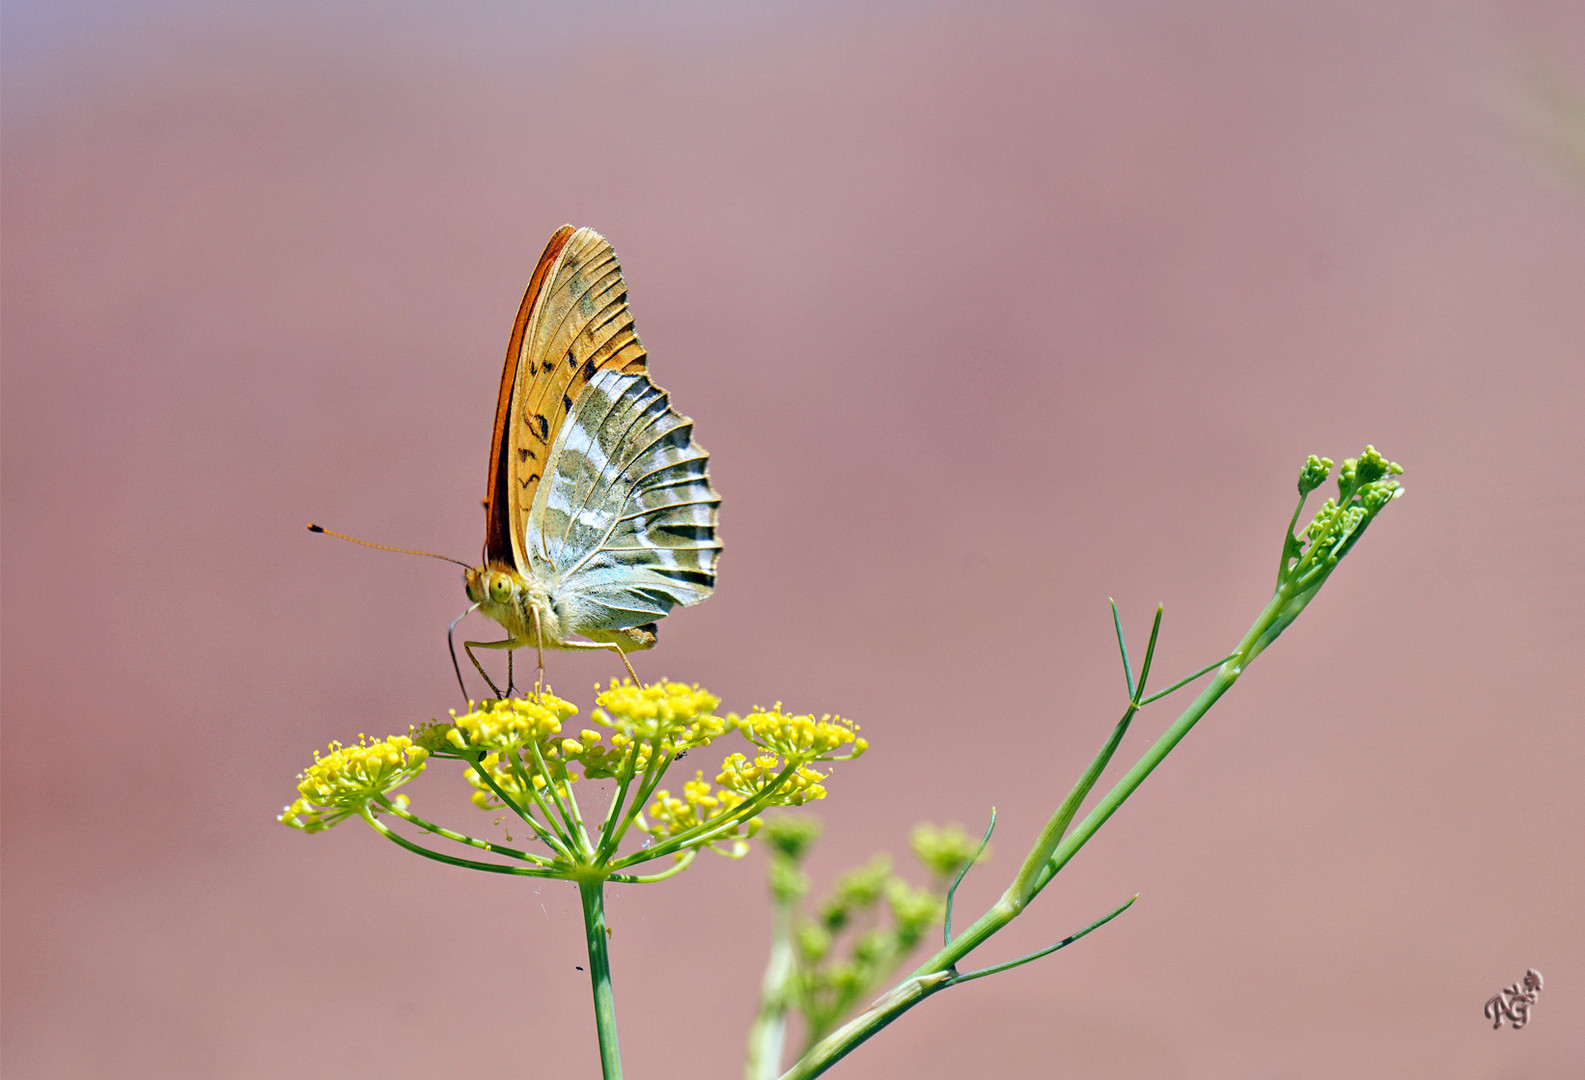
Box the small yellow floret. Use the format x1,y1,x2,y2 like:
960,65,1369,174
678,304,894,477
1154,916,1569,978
738,706,865,761
279,734,428,831
641,770,749,840
717,752,829,805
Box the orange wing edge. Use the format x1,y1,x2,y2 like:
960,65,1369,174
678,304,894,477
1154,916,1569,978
482,224,576,567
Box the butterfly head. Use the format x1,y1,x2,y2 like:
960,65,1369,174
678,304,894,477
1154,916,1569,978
464,563,529,609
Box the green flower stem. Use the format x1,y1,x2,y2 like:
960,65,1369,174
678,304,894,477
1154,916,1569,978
359,807,558,877
378,800,553,866
777,972,953,1080
780,581,1312,1080
1007,700,1138,910
579,879,623,1080
599,741,677,859
526,738,584,846
593,750,648,859
612,761,802,870
744,893,798,1080
466,757,576,862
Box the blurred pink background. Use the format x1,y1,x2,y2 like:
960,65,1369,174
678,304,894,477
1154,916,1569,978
4,2,1583,1076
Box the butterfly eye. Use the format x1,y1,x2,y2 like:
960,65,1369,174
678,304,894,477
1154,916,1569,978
489,575,514,604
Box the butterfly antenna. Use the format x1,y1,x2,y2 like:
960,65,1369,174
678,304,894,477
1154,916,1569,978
306,524,471,568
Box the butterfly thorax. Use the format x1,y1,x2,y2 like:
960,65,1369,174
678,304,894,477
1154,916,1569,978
464,563,567,648
465,562,660,654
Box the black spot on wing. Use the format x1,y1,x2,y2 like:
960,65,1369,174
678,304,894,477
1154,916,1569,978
657,524,716,542
650,567,716,587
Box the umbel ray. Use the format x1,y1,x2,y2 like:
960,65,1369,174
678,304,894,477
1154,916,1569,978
310,225,721,700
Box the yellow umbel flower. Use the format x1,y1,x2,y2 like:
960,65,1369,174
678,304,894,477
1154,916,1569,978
717,752,829,805
279,734,428,832
638,771,757,856
592,680,727,751
447,694,577,753
642,772,743,835
737,706,866,762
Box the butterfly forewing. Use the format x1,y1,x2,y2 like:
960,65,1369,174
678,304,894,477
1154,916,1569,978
489,226,648,573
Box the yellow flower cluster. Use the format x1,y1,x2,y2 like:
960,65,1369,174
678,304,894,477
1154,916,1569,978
467,749,564,809
279,734,429,832
569,728,654,781
737,706,866,762
637,770,754,856
717,752,829,805
643,771,749,838
282,682,869,870
591,680,728,751
446,694,577,752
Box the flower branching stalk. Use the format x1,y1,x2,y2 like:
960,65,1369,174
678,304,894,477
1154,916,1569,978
282,447,1400,1080
282,682,865,1080
767,448,1403,1080
745,819,987,1080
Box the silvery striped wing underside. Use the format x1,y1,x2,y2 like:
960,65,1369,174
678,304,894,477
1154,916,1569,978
528,366,720,632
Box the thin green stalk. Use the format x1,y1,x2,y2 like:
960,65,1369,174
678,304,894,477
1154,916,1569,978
600,741,678,858
780,583,1307,1080
378,800,553,865
526,738,584,846
745,893,798,1080
579,879,623,1080
612,761,802,870
594,748,648,860
360,808,558,877
465,755,576,861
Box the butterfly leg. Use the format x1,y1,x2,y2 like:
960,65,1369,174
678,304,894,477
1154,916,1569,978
561,640,642,685
463,638,520,700
531,606,547,700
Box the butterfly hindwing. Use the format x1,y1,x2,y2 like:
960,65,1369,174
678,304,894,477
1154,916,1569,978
534,365,720,631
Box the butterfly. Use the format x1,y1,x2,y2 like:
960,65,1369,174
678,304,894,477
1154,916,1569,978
456,226,721,698
307,226,719,696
